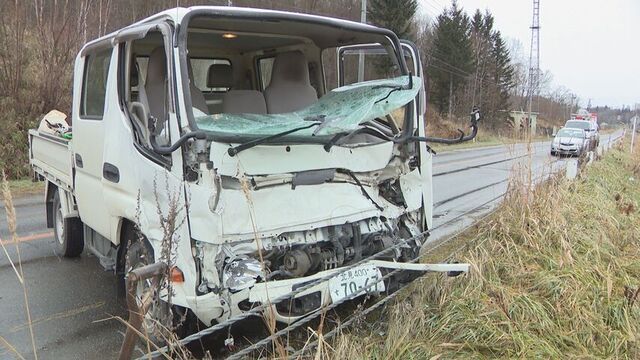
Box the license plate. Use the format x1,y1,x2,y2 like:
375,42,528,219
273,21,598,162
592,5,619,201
328,264,385,303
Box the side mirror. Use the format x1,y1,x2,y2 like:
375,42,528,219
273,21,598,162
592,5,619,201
412,106,480,144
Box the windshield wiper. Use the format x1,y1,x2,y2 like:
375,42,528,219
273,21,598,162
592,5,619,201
227,122,320,156
373,72,414,104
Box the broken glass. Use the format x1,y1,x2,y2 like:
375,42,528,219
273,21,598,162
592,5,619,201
195,75,421,138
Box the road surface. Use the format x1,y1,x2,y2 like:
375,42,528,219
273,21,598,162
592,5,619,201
0,132,622,359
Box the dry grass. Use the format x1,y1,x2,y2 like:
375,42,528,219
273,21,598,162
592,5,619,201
7,178,43,197
329,140,640,358
1,171,38,359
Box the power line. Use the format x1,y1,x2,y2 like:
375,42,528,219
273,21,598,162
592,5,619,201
424,0,446,14
429,55,472,77
427,62,469,80
422,1,444,17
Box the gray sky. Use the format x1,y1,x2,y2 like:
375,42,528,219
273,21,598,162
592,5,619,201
419,0,640,108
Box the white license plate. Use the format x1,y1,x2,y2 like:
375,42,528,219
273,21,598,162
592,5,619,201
328,264,385,303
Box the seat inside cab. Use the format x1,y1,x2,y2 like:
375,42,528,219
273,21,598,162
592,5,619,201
184,28,325,116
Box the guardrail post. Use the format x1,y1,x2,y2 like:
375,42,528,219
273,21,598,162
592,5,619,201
565,159,578,180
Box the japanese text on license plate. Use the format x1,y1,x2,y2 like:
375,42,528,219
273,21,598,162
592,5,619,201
328,264,385,303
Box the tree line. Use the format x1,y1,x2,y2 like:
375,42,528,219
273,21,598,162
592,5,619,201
0,0,617,178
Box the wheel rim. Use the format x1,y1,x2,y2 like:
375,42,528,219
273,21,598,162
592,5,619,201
55,206,64,245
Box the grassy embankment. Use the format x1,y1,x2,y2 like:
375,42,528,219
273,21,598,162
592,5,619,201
7,179,44,197
327,139,640,358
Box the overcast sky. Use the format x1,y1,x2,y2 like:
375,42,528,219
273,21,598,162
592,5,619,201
419,0,640,108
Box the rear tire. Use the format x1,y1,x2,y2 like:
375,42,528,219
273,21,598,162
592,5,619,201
52,189,84,257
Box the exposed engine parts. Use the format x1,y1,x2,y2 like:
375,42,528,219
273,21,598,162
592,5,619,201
280,234,399,277
255,215,420,280
197,214,425,295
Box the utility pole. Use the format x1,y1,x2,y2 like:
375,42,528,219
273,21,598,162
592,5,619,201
526,0,540,135
358,0,367,82
632,114,638,153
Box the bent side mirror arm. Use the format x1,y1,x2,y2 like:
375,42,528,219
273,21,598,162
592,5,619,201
402,106,481,145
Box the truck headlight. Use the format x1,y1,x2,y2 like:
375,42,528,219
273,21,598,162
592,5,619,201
222,257,264,292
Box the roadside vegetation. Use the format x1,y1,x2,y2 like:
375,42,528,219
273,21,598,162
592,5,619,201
326,140,640,358
7,179,44,197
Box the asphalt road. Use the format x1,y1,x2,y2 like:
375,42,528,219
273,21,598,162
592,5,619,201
0,131,623,360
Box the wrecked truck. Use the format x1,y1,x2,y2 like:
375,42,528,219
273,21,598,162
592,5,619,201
28,7,477,335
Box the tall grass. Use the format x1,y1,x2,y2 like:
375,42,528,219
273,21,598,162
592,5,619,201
330,142,640,358
1,171,38,359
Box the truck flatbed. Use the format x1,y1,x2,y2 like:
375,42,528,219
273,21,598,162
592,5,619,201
28,129,74,192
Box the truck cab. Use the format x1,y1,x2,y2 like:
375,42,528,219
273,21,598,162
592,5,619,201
30,6,445,330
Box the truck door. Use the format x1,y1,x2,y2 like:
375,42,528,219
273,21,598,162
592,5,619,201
336,41,433,230
72,46,116,238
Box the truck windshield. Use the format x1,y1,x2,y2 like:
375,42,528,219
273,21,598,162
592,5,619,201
182,13,413,142
195,76,420,138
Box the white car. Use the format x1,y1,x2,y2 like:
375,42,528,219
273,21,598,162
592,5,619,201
564,119,599,149
551,128,590,156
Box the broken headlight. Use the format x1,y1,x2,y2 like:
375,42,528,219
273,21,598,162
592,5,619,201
222,257,264,292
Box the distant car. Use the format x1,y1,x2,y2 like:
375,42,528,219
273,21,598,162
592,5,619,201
551,128,590,156
564,119,599,149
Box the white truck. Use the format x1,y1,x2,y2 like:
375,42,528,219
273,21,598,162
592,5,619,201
29,7,476,338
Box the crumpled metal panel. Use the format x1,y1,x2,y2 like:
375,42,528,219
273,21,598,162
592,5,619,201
196,76,421,137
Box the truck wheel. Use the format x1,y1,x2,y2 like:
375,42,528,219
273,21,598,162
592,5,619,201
52,190,84,257
123,226,173,346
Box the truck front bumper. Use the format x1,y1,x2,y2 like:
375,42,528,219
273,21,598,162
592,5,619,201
186,260,469,325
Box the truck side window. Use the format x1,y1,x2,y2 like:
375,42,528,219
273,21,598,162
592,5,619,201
81,48,113,119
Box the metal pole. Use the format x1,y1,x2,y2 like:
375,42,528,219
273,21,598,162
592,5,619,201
631,116,637,153
357,0,367,82
118,262,167,360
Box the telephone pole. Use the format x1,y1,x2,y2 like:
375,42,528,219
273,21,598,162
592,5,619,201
358,0,367,82
526,0,540,133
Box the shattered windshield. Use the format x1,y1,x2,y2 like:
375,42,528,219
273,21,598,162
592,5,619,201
196,75,420,139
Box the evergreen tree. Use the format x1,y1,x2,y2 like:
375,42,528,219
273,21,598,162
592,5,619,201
428,0,473,116
469,9,494,120
491,31,515,119
467,9,514,126
367,0,419,40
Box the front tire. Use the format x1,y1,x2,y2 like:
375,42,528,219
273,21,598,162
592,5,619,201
52,189,84,257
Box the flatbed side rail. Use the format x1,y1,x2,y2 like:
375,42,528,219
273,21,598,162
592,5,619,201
28,129,74,191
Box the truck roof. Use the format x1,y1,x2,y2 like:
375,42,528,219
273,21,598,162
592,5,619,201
81,6,394,54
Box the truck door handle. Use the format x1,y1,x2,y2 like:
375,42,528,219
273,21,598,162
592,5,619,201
75,154,83,168
103,163,120,183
